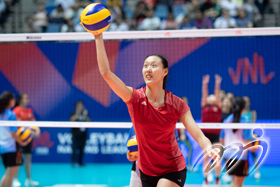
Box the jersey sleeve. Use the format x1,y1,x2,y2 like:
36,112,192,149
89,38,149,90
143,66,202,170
219,129,225,139
177,98,190,117
243,129,254,140
9,111,17,121
125,88,140,105
9,126,17,132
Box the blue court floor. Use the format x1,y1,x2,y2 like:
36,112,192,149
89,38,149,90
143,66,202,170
0,163,279,187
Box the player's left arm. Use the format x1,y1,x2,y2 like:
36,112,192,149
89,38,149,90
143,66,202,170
181,111,219,160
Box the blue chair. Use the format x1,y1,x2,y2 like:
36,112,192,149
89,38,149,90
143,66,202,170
46,23,60,33
123,6,133,19
172,5,185,19
154,4,168,20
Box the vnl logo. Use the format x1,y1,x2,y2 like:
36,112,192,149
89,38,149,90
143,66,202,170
192,128,268,175
228,53,275,85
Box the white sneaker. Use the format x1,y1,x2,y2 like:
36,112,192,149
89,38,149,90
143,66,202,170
207,172,214,183
25,179,39,187
254,171,261,179
222,173,232,183
13,179,21,187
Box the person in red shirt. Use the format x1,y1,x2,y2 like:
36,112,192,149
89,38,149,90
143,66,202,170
201,74,222,185
12,93,39,187
92,33,219,187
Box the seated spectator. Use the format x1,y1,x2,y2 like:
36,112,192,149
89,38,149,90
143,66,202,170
243,0,262,27
179,15,194,29
65,3,83,20
214,8,236,28
25,16,38,33
173,0,188,5
193,10,212,29
161,12,178,30
143,0,156,9
141,8,161,30
33,3,48,33
236,8,253,28
54,0,75,10
133,1,148,24
220,0,239,17
126,0,138,12
107,1,123,22
254,0,269,15
185,0,201,20
0,0,7,28
109,16,129,31
49,4,66,24
200,0,221,21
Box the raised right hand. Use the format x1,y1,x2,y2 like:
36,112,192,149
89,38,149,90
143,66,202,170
202,74,210,85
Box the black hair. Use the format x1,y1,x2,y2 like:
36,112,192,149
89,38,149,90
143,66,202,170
15,93,27,107
145,54,169,89
232,97,246,133
75,101,84,107
0,91,15,114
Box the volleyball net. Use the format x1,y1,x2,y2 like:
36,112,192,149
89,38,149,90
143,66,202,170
0,28,280,166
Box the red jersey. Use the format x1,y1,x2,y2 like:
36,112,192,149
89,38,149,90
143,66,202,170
13,106,35,121
126,87,189,176
201,105,222,134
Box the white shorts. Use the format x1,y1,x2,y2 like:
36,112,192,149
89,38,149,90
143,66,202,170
129,170,142,187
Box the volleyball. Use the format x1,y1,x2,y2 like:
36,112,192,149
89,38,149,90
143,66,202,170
127,136,138,156
17,127,32,143
29,126,40,137
80,3,111,34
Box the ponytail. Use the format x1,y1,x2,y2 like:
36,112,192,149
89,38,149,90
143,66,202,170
232,97,245,133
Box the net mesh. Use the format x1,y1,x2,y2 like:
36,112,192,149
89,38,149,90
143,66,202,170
0,30,280,186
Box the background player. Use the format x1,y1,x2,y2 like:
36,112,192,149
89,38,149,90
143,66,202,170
0,91,31,187
201,74,222,185
13,93,39,187
220,97,257,187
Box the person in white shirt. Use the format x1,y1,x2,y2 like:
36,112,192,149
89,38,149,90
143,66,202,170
33,3,48,32
214,8,236,29
220,0,239,17
109,16,129,32
140,9,161,30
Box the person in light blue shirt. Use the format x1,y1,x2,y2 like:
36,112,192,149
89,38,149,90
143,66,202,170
219,97,256,187
0,91,30,187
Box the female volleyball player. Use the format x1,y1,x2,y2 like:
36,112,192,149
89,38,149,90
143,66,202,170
220,97,257,187
12,93,39,187
0,91,31,187
242,96,260,179
93,33,219,187
201,74,222,185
